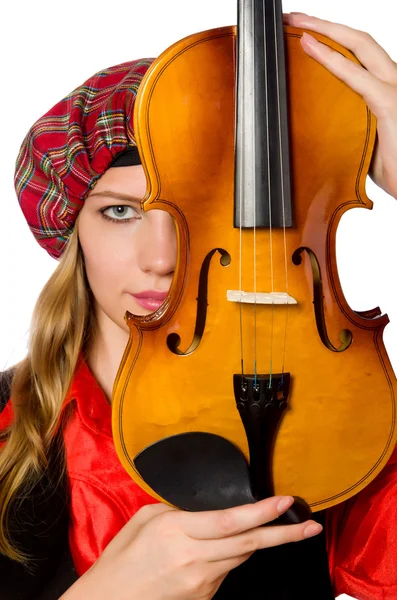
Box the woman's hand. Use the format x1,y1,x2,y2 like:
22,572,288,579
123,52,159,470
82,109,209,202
283,13,397,200
61,496,322,600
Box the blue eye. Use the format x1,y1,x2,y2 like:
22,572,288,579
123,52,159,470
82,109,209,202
101,205,139,222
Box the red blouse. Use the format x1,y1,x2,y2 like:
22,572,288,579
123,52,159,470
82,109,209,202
326,444,397,599
1,357,397,598
62,356,158,576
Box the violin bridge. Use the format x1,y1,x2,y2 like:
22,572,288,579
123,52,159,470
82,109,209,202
227,290,297,305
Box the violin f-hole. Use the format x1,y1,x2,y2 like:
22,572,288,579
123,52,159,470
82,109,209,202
292,246,353,352
167,248,230,356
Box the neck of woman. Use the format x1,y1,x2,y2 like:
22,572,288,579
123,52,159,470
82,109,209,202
85,308,130,403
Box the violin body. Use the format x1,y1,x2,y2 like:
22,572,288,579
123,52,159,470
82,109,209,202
112,24,397,512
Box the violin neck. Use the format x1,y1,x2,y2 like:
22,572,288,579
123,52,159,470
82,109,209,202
234,0,293,229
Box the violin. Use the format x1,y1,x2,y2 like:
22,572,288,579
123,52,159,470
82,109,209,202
112,0,397,516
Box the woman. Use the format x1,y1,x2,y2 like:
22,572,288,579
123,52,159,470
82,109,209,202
1,12,396,600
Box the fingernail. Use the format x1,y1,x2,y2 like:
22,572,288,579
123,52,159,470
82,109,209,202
277,496,294,513
303,523,323,538
290,11,309,16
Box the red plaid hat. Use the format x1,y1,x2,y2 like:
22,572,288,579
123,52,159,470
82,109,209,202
14,59,154,259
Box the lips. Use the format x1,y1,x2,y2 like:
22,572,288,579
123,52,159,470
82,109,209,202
130,290,168,312
133,290,168,301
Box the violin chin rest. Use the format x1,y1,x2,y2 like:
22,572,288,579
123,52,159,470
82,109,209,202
134,431,255,511
134,432,312,524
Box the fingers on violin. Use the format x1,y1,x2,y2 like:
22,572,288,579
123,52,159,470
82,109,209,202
180,496,296,540
254,519,323,549
200,519,322,563
298,33,377,95
297,33,396,117
284,13,397,82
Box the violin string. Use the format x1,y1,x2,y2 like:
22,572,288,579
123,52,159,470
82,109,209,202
263,0,274,387
252,0,258,387
239,0,245,379
239,124,244,378
239,138,243,378
240,302,245,378
273,0,290,379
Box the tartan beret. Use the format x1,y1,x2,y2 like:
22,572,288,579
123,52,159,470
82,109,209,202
14,58,154,259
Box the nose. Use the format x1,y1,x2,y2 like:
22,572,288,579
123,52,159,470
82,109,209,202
136,209,176,278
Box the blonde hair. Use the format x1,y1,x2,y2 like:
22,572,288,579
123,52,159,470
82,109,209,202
0,227,95,562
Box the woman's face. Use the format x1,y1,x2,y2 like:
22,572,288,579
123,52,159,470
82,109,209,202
78,165,176,332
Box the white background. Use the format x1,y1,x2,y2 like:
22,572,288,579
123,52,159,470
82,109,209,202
1,2,395,597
